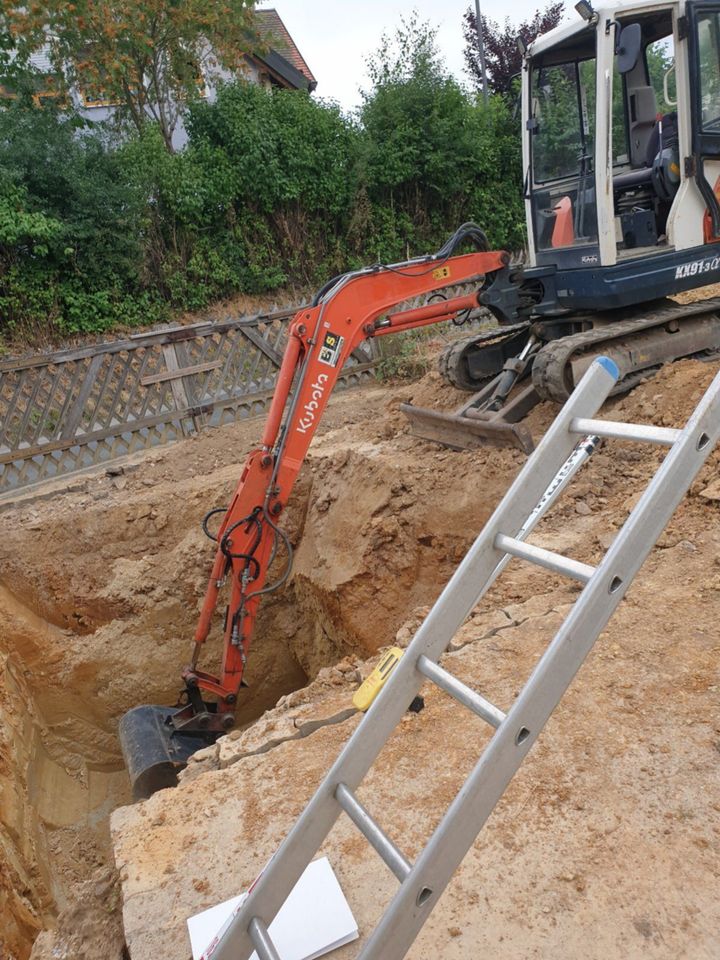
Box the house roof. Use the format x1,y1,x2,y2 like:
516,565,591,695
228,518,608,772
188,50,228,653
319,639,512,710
254,8,317,88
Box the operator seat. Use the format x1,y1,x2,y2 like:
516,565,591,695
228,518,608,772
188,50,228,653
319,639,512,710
613,112,679,198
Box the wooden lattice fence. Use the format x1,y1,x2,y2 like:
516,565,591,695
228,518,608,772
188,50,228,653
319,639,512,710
0,307,378,497
0,283,495,498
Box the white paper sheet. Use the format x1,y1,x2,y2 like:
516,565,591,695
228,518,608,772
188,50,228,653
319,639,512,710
188,856,359,960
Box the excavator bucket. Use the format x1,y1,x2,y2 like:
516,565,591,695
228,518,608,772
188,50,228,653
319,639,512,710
119,704,212,801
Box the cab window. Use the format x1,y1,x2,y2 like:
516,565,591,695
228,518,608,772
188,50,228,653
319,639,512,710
532,60,596,183
697,11,720,132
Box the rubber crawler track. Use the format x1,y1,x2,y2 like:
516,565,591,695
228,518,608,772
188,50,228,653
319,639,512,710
533,298,720,403
438,322,530,391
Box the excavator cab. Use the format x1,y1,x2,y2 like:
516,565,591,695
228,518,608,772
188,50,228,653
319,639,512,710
523,0,720,305
531,15,687,263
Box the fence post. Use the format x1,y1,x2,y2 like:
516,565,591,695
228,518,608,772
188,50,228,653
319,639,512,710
161,341,196,437
60,353,104,442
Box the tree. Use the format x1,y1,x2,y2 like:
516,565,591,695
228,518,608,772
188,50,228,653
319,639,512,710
463,3,564,96
360,17,475,238
1,0,258,151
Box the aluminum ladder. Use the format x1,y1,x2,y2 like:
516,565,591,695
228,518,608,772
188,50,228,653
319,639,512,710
206,356,720,960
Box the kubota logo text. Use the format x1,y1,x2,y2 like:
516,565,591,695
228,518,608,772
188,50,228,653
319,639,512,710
296,373,330,434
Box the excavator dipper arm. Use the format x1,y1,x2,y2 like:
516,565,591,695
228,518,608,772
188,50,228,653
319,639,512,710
119,233,508,798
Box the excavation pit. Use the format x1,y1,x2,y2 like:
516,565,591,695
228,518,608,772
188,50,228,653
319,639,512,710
0,380,518,958
3,362,720,960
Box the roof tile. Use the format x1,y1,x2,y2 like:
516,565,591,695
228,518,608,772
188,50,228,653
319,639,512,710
255,8,316,86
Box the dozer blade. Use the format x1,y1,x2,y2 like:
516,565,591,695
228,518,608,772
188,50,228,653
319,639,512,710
401,402,535,454
119,704,214,801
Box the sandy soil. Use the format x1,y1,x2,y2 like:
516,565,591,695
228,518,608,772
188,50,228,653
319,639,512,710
111,359,720,960
2,345,720,959
0,382,391,959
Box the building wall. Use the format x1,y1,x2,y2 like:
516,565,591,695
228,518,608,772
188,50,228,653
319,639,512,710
27,49,273,151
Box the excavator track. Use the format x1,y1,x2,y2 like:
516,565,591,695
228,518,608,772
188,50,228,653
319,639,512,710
438,322,530,391
533,298,720,403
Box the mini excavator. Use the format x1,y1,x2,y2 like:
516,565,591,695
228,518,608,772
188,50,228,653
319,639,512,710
403,0,720,450
120,0,720,797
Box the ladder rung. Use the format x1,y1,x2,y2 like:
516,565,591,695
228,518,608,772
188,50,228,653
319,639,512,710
416,655,505,728
248,917,281,960
335,783,412,881
495,534,595,583
570,417,681,446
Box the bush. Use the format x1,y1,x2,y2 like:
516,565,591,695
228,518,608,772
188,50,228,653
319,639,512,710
359,17,524,260
187,83,363,288
0,19,525,341
0,98,162,334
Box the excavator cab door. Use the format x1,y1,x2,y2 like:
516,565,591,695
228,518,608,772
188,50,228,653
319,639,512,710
686,2,720,238
527,24,601,268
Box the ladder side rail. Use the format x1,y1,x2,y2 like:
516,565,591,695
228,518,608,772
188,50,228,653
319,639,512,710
357,369,720,960
206,358,620,960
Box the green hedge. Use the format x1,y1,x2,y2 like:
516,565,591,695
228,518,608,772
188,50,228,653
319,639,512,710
0,59,524,338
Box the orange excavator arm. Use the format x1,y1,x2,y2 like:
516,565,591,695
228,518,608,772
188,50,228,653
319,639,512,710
173,242,509,736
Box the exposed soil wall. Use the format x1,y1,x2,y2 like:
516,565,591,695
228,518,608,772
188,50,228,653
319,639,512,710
0,376,525,958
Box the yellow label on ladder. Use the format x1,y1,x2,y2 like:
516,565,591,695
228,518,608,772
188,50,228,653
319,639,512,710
352,647,404,712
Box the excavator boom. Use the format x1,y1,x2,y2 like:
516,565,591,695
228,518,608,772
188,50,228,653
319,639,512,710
120,231,510,798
